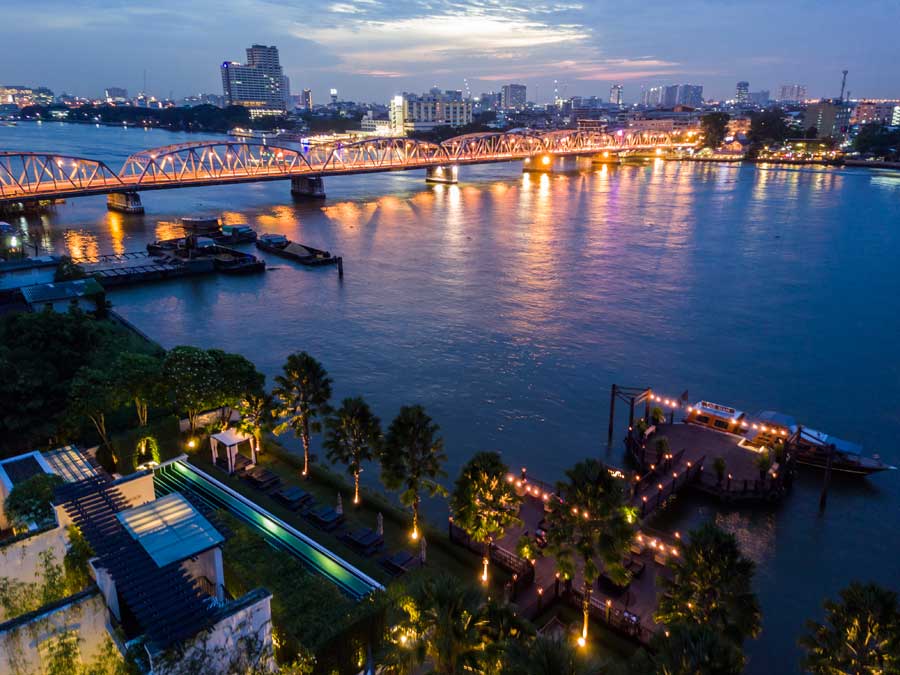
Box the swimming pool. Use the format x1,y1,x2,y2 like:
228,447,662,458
153,459,383,600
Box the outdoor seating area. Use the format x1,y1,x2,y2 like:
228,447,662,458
242,466,282,491
272,485,313,511
306,505,346,532
341,527,385,556
379,550,419,577
210,429,256,475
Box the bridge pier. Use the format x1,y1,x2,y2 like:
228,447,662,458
592,151,621,165
523,155,590,174
425,165,458,184
106,191,144,214
291,176,326,200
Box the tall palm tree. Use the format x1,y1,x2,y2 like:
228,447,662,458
503,635,605,675
543,459,636,648
450,451,521,586
800,581,900,675
236,392,272,464
380,405,448,540
272,352,332,478
628,623,746,675
324,396,381,505
384,573,495,675
655,522,762,644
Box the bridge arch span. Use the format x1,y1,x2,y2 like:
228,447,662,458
0,152,122,198
118,141,315,185
441,131,546,161
318,137,450,173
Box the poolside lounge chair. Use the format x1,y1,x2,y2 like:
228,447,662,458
307,506,345,531
272,485,312,510
244,467,281,491
379,550,417,577
341,527,384,556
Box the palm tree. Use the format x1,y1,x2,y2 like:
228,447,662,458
628,623,746,675
450,451,521,586
379,405,448,540
503,635,605,675
236,392,272,464
272,352,332,478
384,573,490,675
655,522,762,644
800,581,900,675
543,459,636,648
324,396,381,505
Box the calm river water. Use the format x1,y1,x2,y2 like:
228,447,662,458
3,122,899,673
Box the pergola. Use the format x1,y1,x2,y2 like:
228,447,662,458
210,429,256,474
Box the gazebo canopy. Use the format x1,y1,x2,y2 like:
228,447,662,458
210,429,252,447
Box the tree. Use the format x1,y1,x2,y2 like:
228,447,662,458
542,459,636,647
4,473,64,529
133,435,161,470
163,346,220,433
380,405,448,540
324,397,381,505
502,635,603,675
67,365,123,469
699,112,730,148
800,582,900,675
713,456,727,485
749,108,791,146
650,407,666,425
628,623,745,675
208,349,265,425
272,352,332,478
655,522,761,644
384,573,511,675
450,451,521,585
236,392,273,463
113,352,164,428
755,452,772,480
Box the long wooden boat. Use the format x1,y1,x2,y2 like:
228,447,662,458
683,400,895,476
255,233,339,267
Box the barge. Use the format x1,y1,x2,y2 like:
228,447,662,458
255,233,341,269
147,236,266,275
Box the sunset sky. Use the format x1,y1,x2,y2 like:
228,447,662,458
5,0,898,102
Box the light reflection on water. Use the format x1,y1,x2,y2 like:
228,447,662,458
3,122,900,674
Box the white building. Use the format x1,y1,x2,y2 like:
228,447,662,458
389,93,473,133
221,44,289,118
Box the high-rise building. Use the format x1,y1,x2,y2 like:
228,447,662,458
391,91,473,133
676,84,703,107
803,100,851,139
609,84,623,107
735,81,749,104
330,88,338,106
855,100,900,125
500,84,527,110
778,84,807,102
893,106,900,126
748,90,770,106
301,88,313,112
220,44,288,117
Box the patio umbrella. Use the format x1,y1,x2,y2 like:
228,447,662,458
419,536,427,564
376,512,384,537
336,493,343,515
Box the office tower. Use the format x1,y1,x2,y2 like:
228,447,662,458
675,84,703,107
609,84,623,107
330,88,338,106
778,84,807,102
302,88,313,111
500,84,527,110
803,100,851,139
735,81,749,104
220,44,287,117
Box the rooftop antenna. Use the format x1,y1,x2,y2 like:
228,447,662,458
839,69,848,102
143,69,147,95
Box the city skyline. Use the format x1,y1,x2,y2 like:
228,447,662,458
3,0,899,103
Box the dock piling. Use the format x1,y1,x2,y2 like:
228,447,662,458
337,256,344,279
819,444,835,512
607,384,617,447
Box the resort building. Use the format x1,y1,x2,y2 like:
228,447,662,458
0,446,274,675
220,44,289,118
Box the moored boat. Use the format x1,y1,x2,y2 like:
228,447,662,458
255,233,340,267
213,224,257,245
683,401,895,475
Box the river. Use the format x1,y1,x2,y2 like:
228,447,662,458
2,121,899,673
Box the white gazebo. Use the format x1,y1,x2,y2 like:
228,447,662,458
209,429,256,474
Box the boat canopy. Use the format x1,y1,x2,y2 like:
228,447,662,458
259,233,288,244
222,223,253,234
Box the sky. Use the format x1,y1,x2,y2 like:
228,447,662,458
3,0,900,104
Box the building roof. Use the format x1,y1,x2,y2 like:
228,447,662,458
753,410,798,431
43,445,98,483
0,454,45,487
20,278,104,305
117,493,224,568
210,429,252,447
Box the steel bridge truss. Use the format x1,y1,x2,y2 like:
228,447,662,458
0,129,691,202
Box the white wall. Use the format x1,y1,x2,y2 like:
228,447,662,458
0,527,69,622
0,590,111,675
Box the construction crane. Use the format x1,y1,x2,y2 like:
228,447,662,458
839,70,848,102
